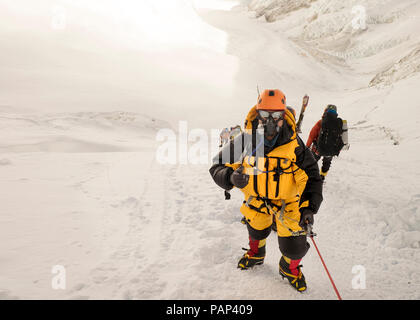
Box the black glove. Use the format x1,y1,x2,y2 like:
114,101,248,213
299,208,314,231
230,166,249,189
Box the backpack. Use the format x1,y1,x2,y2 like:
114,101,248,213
317,112,344,156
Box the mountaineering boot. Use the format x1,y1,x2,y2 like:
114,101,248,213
279,256,307,292
238,238,266,270
320,170,328,182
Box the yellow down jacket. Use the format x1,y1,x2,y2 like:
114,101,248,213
213,106,322,237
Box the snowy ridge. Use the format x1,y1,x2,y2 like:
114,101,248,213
369,45,420,87
248,0,314,22
245,0,420,143
248,0,420,85
0,111,169,153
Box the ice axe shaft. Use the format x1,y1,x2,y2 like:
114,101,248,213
308,225,342,300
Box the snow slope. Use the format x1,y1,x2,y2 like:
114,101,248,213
0,0,419,299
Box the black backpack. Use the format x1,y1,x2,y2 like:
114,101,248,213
317,112,344,156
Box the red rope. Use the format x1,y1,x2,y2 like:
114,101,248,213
310,235,342,300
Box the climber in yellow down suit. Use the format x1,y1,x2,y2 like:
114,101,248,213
209,89,323,292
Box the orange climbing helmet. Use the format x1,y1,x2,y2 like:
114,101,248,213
256,89,286,111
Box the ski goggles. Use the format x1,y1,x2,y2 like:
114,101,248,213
258,110,284,121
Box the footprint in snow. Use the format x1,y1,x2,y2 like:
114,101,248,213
71,283,86,292
0,159,11,165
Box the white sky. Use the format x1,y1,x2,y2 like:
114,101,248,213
0,0,240,127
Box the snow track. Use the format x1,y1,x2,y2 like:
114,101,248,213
67,155,420,299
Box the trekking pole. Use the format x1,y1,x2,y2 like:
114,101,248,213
307,224,342,300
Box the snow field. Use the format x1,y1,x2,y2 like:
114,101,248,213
0,0,419,299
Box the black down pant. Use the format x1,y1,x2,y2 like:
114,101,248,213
246,222,310,260
314,154,333,173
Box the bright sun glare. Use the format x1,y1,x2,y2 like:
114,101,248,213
67,0,237,52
